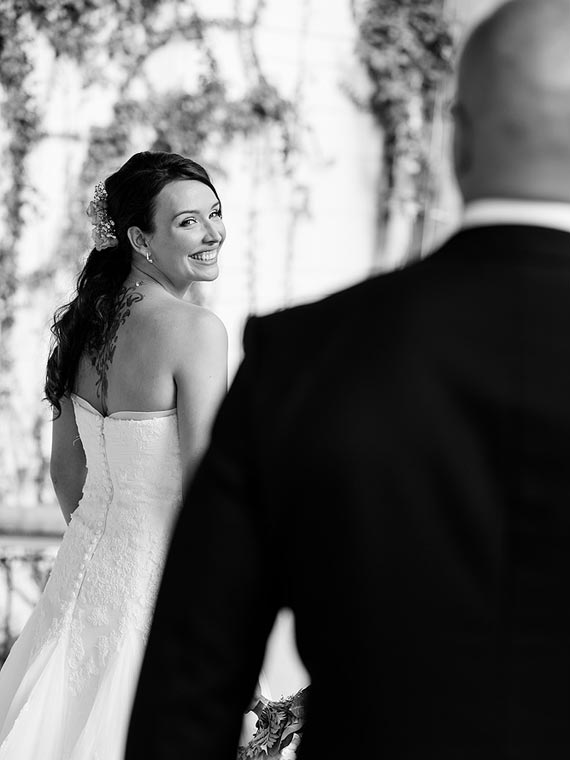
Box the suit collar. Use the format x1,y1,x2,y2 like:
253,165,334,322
462,198,570,235
432,222,570,270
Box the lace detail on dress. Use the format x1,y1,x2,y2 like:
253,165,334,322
0,399,183,758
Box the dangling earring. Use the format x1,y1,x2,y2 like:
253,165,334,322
146,250,154,264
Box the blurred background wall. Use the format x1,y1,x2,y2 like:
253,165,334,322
0,0,503,698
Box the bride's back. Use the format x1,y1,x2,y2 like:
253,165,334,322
74,287,191,416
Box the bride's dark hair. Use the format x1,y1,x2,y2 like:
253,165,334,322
45,151,220,417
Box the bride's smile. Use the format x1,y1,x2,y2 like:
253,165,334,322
134,178,226,295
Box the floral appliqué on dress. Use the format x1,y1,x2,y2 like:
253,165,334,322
0,397,182,760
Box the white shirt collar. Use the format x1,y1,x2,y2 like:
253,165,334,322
462,198,570,235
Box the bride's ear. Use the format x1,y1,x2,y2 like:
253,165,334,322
127,226,150,257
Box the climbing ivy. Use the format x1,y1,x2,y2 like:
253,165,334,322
353,0,455,252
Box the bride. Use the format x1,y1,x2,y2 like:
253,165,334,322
0,151,229,758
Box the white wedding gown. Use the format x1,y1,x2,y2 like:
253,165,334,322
0,393,183,759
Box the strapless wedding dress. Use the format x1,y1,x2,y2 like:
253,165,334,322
0,393,183,759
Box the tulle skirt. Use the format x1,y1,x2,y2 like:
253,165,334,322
0,603,145,760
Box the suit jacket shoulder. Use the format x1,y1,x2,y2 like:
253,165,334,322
244,223,570,368
243,248,437,364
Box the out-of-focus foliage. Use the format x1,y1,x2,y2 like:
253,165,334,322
354,0,455,205
0,3,41,359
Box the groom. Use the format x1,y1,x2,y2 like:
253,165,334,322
127,1,570,757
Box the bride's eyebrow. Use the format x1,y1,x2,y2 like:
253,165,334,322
172,201,220,221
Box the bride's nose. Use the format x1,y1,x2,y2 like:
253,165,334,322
203,220,222,243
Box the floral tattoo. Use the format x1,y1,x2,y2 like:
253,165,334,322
92,286,143,411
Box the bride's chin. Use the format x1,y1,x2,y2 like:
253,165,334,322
195,266,219,281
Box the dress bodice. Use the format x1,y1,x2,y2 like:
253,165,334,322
71,393,181,512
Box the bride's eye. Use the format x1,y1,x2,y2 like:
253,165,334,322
210,209,222,219
180,217,197,227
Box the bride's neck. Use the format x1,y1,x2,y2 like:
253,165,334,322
130,258,189,300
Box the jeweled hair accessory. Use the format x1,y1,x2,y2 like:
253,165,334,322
86,181,118,251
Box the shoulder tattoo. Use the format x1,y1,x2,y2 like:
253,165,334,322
92,285,144,410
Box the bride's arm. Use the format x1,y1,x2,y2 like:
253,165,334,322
50,395,87,525
172,307,228,490
126,315,281,758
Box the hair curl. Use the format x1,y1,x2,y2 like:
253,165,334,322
45,151,220,417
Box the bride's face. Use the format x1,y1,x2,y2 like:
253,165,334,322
146,179,225,287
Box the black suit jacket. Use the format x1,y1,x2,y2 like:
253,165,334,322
126,226,570,759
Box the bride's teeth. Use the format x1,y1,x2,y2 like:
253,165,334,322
190,251,217,262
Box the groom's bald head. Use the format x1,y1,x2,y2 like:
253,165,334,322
453,0,570,203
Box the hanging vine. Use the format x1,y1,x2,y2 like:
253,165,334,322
0,4,41,387
352,0,455,260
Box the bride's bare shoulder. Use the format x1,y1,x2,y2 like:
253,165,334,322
154,299,227,350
